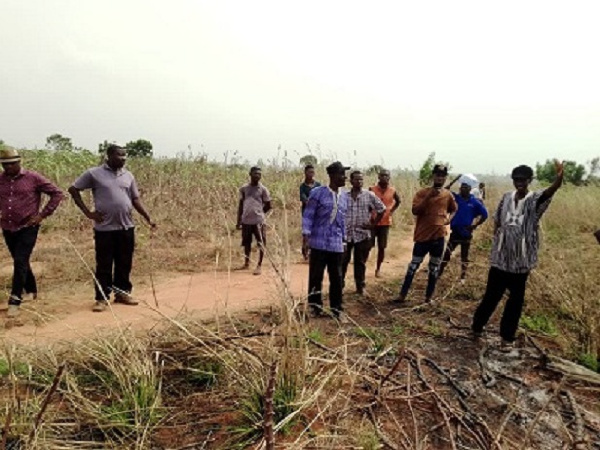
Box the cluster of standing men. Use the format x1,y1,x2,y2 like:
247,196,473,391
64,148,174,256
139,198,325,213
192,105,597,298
295,160,566,347
0,145,155,318
0,146,583,347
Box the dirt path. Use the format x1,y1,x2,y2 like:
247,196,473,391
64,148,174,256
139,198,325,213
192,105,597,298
3,234,414,346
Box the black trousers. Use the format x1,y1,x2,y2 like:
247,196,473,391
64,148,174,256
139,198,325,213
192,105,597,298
439,232,472,278
94,228,135,301
342,239,371,291
472,267,529,342
308,248,344,315
3,226,39,305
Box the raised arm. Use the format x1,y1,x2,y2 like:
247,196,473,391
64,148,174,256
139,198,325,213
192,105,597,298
445,174,462,190
538,160,564,205
412,189,436,215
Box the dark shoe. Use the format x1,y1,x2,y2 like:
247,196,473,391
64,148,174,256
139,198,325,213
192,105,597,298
23,292,37,302
471,329,484,340
309,306,323,318
424,296,436,305
499,339,516,353
7,305,20,318
92,301,108,312
114,293,138,305
392,293,407,303
335,312,349,324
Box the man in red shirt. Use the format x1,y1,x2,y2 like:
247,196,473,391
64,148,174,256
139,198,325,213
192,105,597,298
0,148,63,318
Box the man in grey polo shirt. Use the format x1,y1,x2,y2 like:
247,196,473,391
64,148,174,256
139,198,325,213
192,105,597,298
68,144,156,312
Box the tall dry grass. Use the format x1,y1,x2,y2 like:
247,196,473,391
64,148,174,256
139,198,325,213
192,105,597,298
0,149,598,448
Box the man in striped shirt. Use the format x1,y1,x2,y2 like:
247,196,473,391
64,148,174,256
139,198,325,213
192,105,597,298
0,148,63,318
472,162,564,349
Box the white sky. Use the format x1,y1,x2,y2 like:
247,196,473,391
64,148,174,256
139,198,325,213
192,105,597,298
1,0,599,174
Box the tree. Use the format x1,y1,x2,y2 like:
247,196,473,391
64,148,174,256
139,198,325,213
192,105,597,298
45,133,75,152
536,159,585,186
366,164,384,175
586,157,600,184
418,152,451,186
125,139,153,158
299,154,317,167
98,140,116,155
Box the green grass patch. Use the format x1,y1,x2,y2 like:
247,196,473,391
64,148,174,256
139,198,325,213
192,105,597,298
520,313,558,336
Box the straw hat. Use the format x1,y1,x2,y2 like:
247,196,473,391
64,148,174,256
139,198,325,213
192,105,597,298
0,147,21,163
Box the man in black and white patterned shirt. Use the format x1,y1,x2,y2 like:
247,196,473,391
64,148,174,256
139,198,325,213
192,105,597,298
472,161,564,348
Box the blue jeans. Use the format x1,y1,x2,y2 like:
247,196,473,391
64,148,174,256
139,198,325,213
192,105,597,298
400,237,445,299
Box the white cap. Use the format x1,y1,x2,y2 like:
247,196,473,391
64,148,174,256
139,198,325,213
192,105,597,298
458,173,478,188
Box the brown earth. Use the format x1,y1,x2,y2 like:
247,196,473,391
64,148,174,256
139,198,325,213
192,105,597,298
1,236,414,346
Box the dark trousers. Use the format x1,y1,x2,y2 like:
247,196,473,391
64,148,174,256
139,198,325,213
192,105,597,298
400,237,445,299
342,239,371,292
3,226,39,305
472,267,529,342
439,232,472,278
308,248,344,315
94,228,135,301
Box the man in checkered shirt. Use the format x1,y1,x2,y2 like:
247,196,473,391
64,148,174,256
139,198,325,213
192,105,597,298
342,171,385,296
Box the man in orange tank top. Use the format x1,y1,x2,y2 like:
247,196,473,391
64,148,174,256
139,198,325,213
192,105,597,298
369,169,401,277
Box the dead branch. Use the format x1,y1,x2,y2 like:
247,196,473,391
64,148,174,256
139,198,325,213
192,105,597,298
1,408,12,450
263,360,277,450
376,347,405,396
562,390,588,450
367,405,401,450
521,378,564,449
28,363,66,444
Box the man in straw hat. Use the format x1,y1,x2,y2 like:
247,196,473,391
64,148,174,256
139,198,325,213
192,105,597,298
0,147,63,318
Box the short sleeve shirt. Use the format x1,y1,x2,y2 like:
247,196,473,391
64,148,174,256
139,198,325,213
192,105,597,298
239,183,271,225
412,188,457,242
72,164,140,231
490,190,551,273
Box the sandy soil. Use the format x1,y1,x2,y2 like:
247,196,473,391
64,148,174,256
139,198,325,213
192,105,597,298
2,236,414,346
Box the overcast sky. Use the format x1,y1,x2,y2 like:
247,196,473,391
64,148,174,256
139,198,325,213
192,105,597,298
1,0,599,174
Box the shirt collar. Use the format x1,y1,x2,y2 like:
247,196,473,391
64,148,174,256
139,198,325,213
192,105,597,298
103,163,124,175
1,168,25,179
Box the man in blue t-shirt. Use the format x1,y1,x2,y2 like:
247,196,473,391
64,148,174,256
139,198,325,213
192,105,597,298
438,174,488,282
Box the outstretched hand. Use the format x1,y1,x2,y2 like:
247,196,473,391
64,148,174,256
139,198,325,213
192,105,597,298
555,160,564,178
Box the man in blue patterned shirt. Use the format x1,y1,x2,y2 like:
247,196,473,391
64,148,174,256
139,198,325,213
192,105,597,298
302,161,350,321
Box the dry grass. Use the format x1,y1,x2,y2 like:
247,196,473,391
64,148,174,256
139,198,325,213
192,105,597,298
0,150,599,449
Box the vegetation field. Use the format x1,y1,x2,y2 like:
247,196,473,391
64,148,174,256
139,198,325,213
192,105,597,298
0,149,599,449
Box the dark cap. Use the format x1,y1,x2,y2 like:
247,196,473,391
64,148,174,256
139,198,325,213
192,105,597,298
511,165,534,179
326,161,351,175
432,164,448,176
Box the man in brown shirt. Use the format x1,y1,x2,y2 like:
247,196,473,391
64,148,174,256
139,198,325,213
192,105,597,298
394,164,457,304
